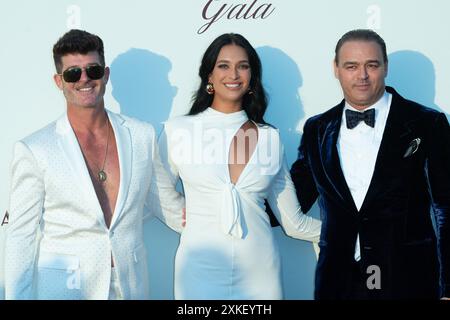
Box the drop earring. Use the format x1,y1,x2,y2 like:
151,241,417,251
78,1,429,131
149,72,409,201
206,83,215,95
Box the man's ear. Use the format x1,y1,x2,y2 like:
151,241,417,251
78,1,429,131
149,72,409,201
333,59,339,79
384,61,388,78
53,73,63,90
103,66,110,84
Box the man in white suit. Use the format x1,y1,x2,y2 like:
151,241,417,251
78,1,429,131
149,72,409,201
4,29,184,299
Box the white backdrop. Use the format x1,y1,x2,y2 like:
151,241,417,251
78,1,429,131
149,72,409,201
1,0,449,299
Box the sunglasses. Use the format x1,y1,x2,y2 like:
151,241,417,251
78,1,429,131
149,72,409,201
60,65,105,83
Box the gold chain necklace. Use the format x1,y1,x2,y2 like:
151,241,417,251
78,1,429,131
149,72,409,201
98,119,110,182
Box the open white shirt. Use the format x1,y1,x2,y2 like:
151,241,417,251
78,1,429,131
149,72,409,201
337,91,392,261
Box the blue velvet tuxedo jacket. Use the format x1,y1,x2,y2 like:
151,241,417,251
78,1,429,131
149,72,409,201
291,86,450,299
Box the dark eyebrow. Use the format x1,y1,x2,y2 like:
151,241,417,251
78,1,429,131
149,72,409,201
342,59,381,66
65,62,101,69
216,60,249,64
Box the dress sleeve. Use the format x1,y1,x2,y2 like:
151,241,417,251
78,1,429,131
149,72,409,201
267,144,321,243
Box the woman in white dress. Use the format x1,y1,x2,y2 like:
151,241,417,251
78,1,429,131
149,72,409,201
159,33,321,299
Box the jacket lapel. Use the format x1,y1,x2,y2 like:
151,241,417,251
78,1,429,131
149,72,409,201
319,104,358,213
108,111,132,228
359,87,415,212
56,114,106,228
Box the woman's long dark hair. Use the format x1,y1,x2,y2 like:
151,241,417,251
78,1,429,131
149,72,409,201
189,33,268,125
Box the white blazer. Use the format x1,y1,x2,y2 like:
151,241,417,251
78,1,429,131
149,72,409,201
4,110,184,300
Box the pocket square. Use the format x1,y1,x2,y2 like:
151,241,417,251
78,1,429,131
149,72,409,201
403,138,421,158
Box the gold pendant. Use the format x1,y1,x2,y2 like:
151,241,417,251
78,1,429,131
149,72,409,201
98,170,107,182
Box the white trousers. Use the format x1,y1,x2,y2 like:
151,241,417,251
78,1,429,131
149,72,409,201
108,267,123,300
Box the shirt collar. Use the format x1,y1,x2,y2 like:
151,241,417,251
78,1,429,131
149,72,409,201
344,90,390,115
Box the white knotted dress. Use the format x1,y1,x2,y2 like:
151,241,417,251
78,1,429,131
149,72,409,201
159,107,321,299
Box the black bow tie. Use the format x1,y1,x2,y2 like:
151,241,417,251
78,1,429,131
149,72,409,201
345,109,375,129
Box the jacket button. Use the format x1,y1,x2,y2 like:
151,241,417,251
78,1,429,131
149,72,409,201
363,246,372,250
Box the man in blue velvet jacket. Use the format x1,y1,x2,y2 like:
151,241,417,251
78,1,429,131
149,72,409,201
291,29,449,299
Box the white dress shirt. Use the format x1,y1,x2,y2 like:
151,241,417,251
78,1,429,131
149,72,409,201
337,91,392,261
